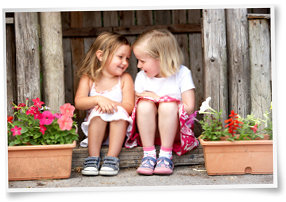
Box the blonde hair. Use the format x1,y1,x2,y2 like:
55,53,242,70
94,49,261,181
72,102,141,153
133,29,184,77
77,32,130,81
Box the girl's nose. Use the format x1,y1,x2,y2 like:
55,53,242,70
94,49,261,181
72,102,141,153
122,58,128,66
137,61,142,69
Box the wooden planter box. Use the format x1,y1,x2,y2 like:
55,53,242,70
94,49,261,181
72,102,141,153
8,141,76,181
199,137,273,175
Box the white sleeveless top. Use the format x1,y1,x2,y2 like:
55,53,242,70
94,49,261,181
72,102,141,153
80,77,132,147
89,78,122,103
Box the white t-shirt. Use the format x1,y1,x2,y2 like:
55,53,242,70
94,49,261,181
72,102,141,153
135,65,195,100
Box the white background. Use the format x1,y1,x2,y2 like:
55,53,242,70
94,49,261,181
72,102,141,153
1,0,285,201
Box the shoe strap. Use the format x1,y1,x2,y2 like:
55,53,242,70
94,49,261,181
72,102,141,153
83,156,100,168
156,157,174,168
102,156,120,170
140,156,156,168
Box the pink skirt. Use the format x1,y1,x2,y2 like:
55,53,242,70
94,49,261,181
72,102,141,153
124,96,199,156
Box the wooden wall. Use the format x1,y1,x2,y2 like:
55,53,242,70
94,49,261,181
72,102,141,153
5,8,272,141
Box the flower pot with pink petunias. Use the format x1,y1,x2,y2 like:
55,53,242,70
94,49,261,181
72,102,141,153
7,98,78,181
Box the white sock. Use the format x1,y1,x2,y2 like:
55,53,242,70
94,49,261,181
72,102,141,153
159,146,173,159
143,146,156,159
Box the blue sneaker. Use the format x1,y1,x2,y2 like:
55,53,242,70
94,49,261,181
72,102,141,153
81,156,100,176
99,156,120,176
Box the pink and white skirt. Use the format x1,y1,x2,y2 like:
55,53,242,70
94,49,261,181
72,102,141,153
124,96,199,156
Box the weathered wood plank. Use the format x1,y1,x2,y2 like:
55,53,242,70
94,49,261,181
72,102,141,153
103,11,118,27
82,11,101,54
40,12,65,112
248,14,271,19
14,12,41,104
202,9,228,121
63,24,201,37
172,10,190,67
226,9,251,117
70,12,86,141
63,38,74,104
251,8,270,14
249,19,271,120
154,10,171,25
72,146,204,168
61,12,74,104
188,9,204,108
136,10,153,25
6,24,16,116
188,9,204,136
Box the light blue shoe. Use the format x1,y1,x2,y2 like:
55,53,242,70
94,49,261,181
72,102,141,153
99,156,120,176
81,156,101,176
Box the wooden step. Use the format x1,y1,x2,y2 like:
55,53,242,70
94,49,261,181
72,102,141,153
72,145,204,169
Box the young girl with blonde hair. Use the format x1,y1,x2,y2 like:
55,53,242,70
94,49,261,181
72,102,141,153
75,32,134,176
125,29,198,175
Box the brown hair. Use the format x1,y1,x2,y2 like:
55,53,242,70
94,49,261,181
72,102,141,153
77,32,130,81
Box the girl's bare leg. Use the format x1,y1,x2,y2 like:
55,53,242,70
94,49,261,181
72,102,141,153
107,120,128,157
88,117,107,157
158,102,179,148
136,100,157,147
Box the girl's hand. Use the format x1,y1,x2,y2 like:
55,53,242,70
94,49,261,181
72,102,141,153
136,91,160,100
95,96,118,114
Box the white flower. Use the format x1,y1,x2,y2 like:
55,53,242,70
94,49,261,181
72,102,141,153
199,97,212,114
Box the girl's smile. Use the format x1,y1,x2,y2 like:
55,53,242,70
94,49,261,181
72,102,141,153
133,45,161,78
103,44,131,77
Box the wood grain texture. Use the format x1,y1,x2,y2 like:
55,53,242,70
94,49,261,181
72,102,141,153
226,9,251,118
249,19,271,120
202,9,228,121
14,12,41,104
40,12,65,112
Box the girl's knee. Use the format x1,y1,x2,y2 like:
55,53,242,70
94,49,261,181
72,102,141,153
137,100,157,115
90,116,104,124
110,119,127,127
158,102,178,115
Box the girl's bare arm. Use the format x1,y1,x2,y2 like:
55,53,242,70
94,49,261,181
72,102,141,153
117,73,135,115
181,89,195,115
74,75,97,110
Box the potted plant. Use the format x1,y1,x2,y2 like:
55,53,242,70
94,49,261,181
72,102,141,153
7,98,78,181
198,97,273,175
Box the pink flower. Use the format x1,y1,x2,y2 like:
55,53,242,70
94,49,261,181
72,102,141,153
26,106,39,116
39,125,47,135
33,112,41,120
60,103,75,117
251,124,258,133
11,126,22,136
32,98,45,108
57,115,73,131
39,111,54,125
54,113,62,119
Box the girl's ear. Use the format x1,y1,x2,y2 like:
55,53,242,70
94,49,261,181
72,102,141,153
96,50,103,61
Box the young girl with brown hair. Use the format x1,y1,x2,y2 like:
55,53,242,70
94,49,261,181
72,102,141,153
75,32,134,176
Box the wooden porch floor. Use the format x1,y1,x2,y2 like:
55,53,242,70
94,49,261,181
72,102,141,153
72,145,204,169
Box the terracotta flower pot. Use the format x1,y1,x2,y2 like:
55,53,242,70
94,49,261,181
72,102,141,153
8,141,76,181
199,136,273,175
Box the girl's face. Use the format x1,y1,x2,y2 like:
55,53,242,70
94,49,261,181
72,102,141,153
103,44,131,77
133,44,161,78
